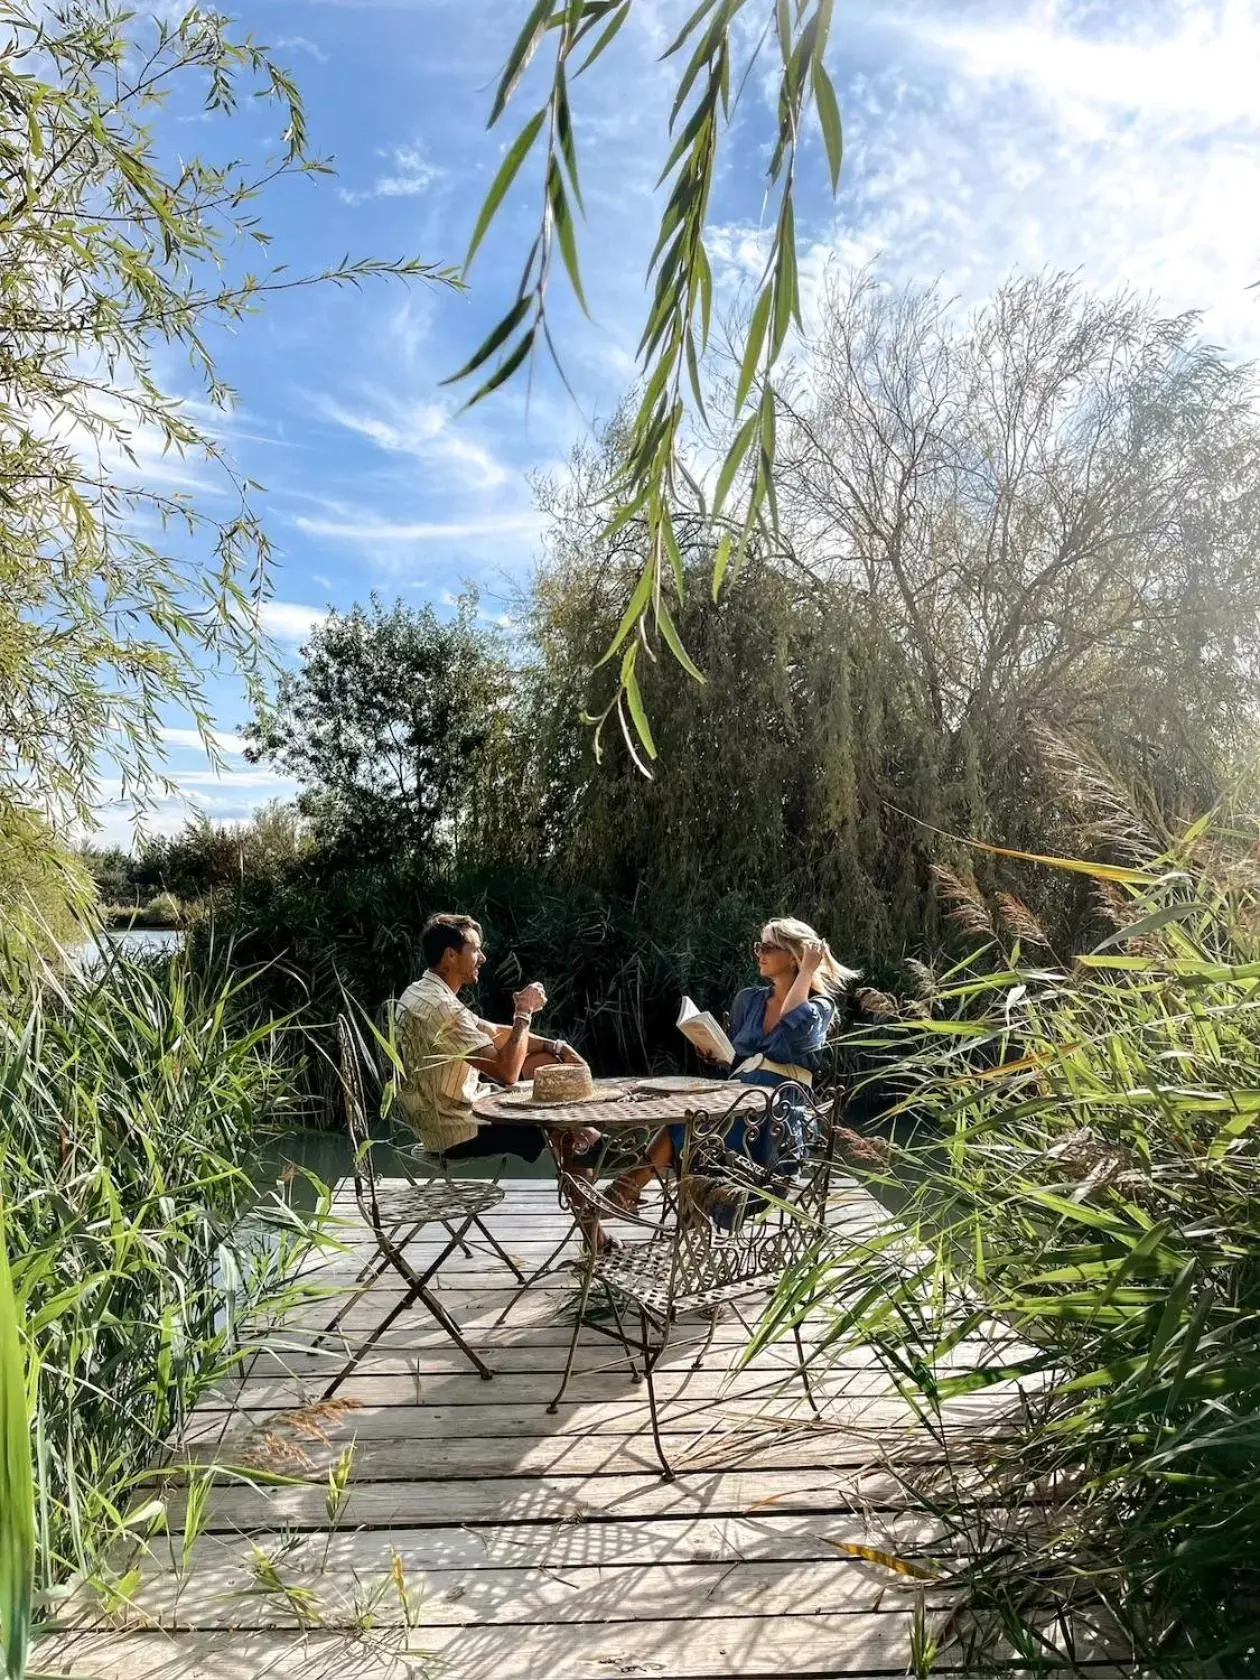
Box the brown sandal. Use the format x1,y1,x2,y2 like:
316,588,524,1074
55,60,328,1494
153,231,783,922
604,1179,643,1217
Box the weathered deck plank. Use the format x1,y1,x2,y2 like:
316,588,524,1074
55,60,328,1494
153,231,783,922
40,1177,1053,1680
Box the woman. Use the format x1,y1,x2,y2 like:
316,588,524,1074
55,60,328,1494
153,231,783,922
608,917,857,1211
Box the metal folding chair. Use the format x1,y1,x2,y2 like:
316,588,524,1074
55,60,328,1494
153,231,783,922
318,1014,525,1397
549,1080,839,1478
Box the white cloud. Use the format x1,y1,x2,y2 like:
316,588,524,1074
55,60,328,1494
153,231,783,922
760,1,1260,361
339,142,446,205
86,771,299,847
159,727,247,755
275,34,330,64
257,600,331,642
915,5,1260,131
316,394,512,490
169,770,299,790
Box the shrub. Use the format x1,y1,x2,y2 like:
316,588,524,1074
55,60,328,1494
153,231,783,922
137,891,183,927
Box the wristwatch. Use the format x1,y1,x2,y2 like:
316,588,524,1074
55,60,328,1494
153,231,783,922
551,1038,567,1059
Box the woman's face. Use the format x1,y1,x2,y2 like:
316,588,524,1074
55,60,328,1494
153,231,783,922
755,926,798,983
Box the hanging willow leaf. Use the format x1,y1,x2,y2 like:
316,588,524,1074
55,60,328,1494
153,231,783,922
442,293,534,384
713,411,758,515
451,0,846,767
711,530,733,601
812,57,843,189
461,322,538,408
621,644,658,761
464,106,548,271
658,598,706,682
490,0,553,126
595,562,655,668
547,159,588,314
576,1,632,74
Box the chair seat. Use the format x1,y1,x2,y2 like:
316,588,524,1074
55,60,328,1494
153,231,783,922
593,1231,792,1317
367,1179,504,1225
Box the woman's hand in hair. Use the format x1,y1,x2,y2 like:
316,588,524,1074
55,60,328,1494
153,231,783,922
799,939,826,977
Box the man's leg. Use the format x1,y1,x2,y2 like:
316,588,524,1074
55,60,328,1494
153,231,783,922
441,1121,548,1165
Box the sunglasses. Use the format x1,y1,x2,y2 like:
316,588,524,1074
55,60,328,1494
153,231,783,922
753,939,787,955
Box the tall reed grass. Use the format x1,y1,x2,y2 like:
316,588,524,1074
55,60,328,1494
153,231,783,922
0,937,323,1672
774,823,1260,1672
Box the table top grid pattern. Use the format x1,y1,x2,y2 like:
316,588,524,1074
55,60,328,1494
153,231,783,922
475,1077,763,1128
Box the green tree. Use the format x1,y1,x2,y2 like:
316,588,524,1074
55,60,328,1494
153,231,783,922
0,0,456,831
0,809,93,950
77,845,134,906
493,272,1260,960
244,596,510,864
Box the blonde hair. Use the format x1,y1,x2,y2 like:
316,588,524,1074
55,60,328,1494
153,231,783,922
762,917,860,998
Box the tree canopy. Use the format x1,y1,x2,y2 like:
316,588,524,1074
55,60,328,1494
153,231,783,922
244,595,511,864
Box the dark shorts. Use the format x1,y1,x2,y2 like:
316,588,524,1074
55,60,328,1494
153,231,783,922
441,1122,549,1164
440,1121,606,1171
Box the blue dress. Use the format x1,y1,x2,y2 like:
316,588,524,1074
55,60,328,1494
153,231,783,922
673,985,835,1171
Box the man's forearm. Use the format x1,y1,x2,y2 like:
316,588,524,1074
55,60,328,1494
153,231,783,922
493,1012,534,1087
483,1019,562,1057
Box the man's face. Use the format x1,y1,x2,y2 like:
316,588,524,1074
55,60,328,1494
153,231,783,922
450,929,486,991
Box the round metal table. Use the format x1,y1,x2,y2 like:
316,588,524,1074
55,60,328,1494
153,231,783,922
471,1074,722,1133
471,1075,768,1255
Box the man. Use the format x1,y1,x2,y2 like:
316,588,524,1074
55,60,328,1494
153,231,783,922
395,913,609,1246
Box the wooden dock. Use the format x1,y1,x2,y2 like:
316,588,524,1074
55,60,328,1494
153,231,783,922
41,1178,1072,1679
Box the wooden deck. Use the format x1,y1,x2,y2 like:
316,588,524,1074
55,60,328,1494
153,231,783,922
41,1177,1078,1679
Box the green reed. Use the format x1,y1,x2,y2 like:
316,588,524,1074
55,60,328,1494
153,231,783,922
0,935,326,1672
765,822,1260,1673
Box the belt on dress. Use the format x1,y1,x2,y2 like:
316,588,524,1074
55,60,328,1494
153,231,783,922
735,1055,813,1087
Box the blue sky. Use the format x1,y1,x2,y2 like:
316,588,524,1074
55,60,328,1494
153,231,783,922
95,0,1260,844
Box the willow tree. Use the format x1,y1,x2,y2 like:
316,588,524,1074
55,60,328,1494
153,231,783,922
504,273,1260,962
0,1,456,836
773,271,1260,833
485,426,936,969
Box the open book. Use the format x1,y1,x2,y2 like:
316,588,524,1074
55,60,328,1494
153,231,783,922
676,996,735,1066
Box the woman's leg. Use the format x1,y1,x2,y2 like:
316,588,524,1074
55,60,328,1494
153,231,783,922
549,1128,612,1251
606,1128,674,1212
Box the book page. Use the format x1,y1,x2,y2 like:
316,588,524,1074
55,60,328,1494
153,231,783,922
676,997,735,1065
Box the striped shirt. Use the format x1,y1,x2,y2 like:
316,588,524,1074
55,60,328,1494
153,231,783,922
394,971,493,1152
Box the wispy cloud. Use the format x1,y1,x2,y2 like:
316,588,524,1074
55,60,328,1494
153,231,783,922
159,726,247,755
293,510,541,544
703,2,1260,360
338,142,446,205
274,34,331,64
315,394,512,490
915,6,1260,131
87,771,299,846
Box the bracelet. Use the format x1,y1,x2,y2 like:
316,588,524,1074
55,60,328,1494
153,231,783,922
513,1012,533,1027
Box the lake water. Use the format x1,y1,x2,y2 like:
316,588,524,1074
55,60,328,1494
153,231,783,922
78,926,184,967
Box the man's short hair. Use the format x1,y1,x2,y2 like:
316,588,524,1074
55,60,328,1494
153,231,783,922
420,913,482,970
